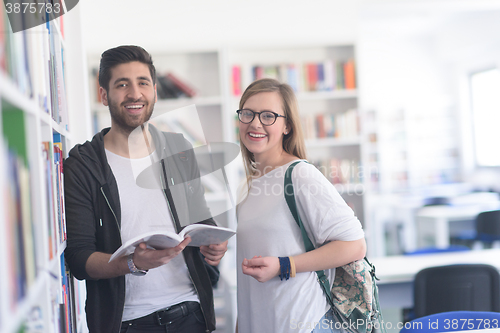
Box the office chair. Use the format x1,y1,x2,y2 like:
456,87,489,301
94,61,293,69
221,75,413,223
400,311,500,333
413,264,500,319
475,210,500,245
453,210,500,249
401,246,471,323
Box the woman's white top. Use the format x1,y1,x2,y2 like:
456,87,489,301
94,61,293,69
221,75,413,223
237,160,364,333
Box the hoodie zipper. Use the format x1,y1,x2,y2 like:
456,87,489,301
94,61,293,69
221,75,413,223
100,187,121,236
160,157,210,332
100,187,125,331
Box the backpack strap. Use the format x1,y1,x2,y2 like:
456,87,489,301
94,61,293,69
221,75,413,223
284,160,334,307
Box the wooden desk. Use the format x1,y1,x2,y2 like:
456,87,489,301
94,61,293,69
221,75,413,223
371,249,500,309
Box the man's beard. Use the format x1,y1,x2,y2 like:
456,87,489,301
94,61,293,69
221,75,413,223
108,96,154,135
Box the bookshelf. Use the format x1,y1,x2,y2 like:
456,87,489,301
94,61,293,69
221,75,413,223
0,4,89,333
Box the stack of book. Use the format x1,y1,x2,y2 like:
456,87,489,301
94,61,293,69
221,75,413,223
156,73,197,99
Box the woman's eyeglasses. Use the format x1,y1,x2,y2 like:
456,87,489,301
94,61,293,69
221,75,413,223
236,109,286,126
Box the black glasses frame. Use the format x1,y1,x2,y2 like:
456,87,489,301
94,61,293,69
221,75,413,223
236,109,286,126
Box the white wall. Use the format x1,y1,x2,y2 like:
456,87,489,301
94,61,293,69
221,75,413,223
80,0,361,55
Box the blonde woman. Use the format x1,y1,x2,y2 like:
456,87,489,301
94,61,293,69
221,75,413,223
236,78,366,333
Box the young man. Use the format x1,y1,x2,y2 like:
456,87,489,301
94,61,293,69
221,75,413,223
64,45,227,333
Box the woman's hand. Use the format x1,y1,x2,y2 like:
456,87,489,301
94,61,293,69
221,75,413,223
242,256,281,282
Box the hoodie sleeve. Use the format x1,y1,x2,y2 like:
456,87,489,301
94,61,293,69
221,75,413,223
64,155,99,280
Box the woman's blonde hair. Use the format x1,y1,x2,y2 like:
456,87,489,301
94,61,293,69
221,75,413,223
238,78,307,180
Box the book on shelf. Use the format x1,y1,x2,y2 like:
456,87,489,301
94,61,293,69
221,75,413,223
42,142,57,260
59,8,64,39
165,72,196,97
7,152,27,303
53,133,66,244
3,150,41,306
19,158,36,288
48,21,68,127
156,72,196,99
315,114,325,138
41,24,52,114
156,75,185,99
2,108,43,304
303,109,358,140
323,113,334,138
287,64,300,92
316,62,325,91
278,63,288,87
61,256,80,333
27,25,46,112
344,59,356,90
108,224,236,263
252,66,264,81
323,60,335,91
60,255,69,333
336,61,344,90
305,63,318,92
232,65,241,96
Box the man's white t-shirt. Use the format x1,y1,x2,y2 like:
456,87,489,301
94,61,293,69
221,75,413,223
237,160,364,333
106,149,199,321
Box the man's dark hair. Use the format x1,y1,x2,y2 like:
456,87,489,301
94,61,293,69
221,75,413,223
98,45,156,91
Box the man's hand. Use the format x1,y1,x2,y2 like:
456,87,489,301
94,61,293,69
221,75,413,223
241,256,280,283
200,240,228,266
132,237,192,270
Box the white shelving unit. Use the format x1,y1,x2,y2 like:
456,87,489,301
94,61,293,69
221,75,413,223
0,4,89,333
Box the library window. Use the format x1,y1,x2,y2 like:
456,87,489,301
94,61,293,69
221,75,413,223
470,68,500,167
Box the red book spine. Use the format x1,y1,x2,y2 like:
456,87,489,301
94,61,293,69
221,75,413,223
316,114,325,138
344,59,356,89
232,65,241,96
307,63,318,91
